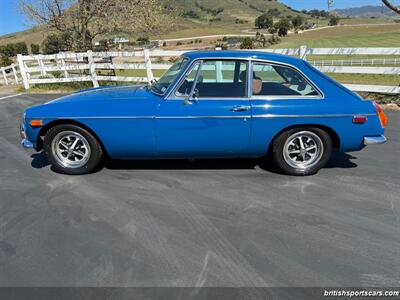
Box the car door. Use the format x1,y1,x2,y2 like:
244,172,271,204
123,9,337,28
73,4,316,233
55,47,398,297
155,59,252,156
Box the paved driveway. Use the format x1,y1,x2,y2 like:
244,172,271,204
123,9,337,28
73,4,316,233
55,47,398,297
0,93,399,287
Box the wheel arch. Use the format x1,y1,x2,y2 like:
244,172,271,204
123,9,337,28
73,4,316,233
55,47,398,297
266,124,340,155
37,119,108,156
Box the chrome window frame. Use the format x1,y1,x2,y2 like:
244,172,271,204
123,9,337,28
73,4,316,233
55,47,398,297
166,56,325,100
249,60,324,100
172,58,250,100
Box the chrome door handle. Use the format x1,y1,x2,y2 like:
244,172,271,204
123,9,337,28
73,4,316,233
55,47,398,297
230,106,250,112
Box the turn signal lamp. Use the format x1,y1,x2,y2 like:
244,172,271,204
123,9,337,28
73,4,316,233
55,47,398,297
29,119,43,127
373,102,388,128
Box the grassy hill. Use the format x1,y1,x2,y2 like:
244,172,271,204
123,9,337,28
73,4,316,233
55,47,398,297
0,0,399,49
270,23,400,48
1,0,303,46
165,0,303,21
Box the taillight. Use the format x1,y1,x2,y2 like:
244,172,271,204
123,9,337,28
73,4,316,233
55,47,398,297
373,101,388,128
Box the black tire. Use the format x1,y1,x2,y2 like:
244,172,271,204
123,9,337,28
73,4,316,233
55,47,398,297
271,127,332,176
44,124,103,175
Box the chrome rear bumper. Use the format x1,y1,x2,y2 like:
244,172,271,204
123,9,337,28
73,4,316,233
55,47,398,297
364,135,387,145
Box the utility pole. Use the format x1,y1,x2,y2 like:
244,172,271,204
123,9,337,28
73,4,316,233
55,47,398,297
328,0,334,11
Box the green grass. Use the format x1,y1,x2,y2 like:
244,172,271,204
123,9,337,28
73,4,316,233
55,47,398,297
271,24,400,48
327,73,400,86
308,55,400,61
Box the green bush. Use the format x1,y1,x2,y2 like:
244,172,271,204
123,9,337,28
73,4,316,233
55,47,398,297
240,37,254,49
30,43,40,54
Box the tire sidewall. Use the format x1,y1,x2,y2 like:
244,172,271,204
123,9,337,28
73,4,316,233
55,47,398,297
44,124,103,175
272,128,332,176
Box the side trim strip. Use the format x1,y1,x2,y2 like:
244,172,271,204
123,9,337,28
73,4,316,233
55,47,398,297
253,113,377,118
35,113,377,120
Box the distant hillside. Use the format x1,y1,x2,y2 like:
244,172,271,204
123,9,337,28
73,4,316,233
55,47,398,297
335,5,398,18
1,0,304,46
164,0,304,20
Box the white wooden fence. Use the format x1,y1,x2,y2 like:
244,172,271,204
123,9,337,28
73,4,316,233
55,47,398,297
1,46,399,94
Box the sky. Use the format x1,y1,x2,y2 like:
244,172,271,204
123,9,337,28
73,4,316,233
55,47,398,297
0,0,397,36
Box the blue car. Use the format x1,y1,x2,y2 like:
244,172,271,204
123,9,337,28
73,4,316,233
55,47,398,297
20,51,388,175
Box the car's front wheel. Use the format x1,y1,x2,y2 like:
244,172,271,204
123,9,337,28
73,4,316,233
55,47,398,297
44,124,103,175
271,128,332,176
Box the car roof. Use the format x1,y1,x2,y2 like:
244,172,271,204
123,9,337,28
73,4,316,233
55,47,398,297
183,50,302,66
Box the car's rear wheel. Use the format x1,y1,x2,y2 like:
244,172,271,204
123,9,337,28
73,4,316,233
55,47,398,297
44,124,103,175
271,128,332,176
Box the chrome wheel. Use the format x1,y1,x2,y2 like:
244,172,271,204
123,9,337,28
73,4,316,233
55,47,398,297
51,131,91,169
283,131,323,170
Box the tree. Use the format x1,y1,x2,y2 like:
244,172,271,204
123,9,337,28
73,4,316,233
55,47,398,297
30,43,40,54
240,37,254,49
382,0,400,14
0,55,13,67
0,44,16,57
328,15,340,26
14,42,29,55
255,13,273,29
291,15,304,29
275,18,292,37
19,0,169,51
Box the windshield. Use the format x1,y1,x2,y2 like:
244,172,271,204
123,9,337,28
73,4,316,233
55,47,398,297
151,57,189,95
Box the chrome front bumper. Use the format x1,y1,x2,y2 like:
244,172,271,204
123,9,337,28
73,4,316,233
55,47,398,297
21,139,34,148
364,135,387,145
20,122,34,149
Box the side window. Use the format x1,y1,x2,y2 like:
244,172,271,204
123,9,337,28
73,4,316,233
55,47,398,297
252,63,319,97
178,60,248,98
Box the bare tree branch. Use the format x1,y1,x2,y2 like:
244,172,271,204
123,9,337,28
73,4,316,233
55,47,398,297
18,0,170,51
382,0,400,14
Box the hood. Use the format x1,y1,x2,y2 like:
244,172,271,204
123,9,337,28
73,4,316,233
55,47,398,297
25,84,163,119
46,85,150,104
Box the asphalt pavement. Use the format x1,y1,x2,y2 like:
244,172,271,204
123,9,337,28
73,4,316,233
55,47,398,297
0,93,399,287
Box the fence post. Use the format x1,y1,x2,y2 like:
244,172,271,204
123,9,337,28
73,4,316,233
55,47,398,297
87,50,99,88
299,45,308,60
38,57,46,76
144,49,154,83
17,54,29,90
1,67,8,85
61,59,69,78
11,64,19,84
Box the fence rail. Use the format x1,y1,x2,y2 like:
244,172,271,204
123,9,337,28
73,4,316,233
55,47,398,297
1,46,399,94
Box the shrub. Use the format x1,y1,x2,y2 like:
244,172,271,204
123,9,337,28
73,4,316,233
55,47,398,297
30,44,40,54
240,37,254,49
329,15,340,26
14,42,29,55
42,33,72,54
0,55,13,67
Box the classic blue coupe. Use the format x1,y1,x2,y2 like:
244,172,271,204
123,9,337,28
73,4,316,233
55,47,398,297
20,51,388,175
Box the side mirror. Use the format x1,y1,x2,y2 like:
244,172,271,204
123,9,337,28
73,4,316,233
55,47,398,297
183,89,199,106
183,94,193,106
